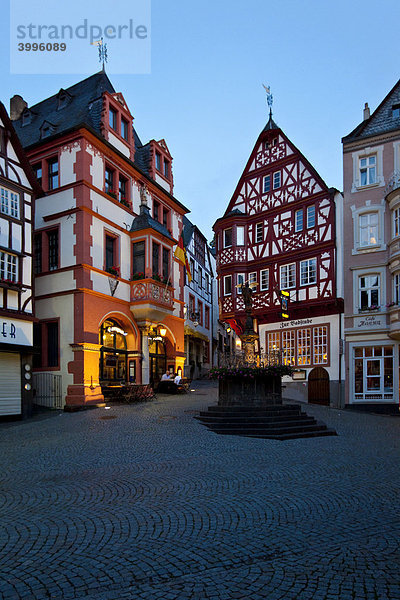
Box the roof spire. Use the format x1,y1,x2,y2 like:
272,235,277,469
262,84,273,117
92,37,108,71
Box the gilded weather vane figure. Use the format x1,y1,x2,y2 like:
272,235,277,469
262,84,273,117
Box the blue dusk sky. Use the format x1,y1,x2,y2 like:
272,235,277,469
1,0,399,240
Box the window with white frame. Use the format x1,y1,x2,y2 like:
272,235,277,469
394,273,400,305
255,222,263,243
249,272,257,286
223,275,232,295
273,171,281,189
0,187,19,219
260,269,268,291
353,345,393,401
359,212,378,247
307,205,315,229
393,208,400,238
267,332,280,353
237,273,245,293
359,274,380,310
359,155,376,186
282,330,295,365
297,328,311,365
0,251,18,282
236,225,245,246
223,228,232,248
263,175,271,193
295,209,303,232
280,263,296,289
313,326,328,364
300,258,317,285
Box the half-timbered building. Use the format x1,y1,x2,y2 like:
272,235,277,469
214,114,344,406
0,102,41,417
342,78,400,410
182,216,216,378
11,71,188,409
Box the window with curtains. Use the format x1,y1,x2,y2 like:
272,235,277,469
359,274,380,310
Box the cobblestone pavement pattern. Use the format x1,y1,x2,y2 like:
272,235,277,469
1,381,400,600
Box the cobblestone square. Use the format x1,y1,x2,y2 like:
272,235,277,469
1,381,400,599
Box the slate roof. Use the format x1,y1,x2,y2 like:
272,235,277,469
262,112,279,132
342,78,400,143
12,70,151,177
130,203,173,240
182,215,195,248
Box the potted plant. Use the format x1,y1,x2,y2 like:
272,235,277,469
106,265,120,277
131,272,145,281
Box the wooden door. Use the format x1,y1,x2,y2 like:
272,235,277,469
308,367,330,406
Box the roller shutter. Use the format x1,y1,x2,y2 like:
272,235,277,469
0,352,21,416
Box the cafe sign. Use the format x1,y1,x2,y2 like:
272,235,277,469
1,317,33,346
354,314,385,330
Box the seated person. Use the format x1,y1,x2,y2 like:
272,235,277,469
174,373,181,385
161,371,171,381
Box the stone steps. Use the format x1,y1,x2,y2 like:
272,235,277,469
195,404,337,441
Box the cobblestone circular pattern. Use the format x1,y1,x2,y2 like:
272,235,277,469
1,381,400,599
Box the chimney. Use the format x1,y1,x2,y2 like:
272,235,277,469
363,102,370,121
10,95,27,121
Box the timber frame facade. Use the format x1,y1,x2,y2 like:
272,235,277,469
214,114,345,405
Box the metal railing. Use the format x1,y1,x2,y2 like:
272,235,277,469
32,372,63,409
217,350,283,368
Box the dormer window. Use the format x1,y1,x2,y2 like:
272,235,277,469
392,104,400,119
40,121,56,140
155,152,161,171
22,109,32,127
57,90,71,110
164,159,170,178
109,107,117,131
121,118,129,140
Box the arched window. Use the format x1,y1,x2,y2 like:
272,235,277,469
99,319,128,383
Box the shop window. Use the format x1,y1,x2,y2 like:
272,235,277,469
353,345,393,402
267,332,280,354
297,328,311,365
282,330,295,365
313,326,328,364
99,319,128,383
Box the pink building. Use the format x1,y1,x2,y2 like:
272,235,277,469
342,79,400,410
